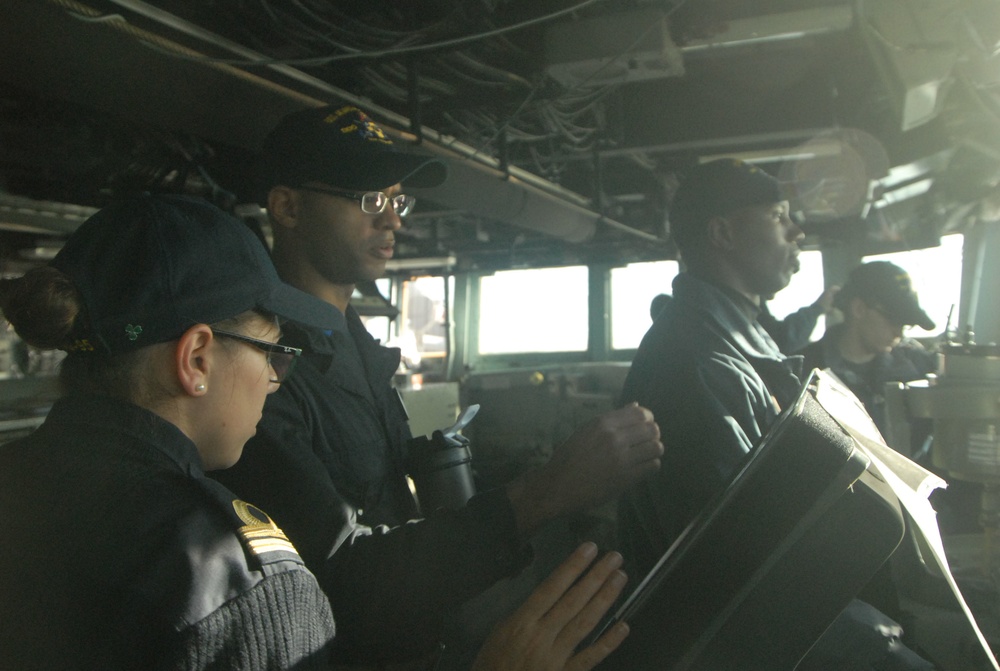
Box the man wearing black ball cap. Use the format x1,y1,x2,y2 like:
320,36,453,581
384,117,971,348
799,260,938,436
214,104,664,667
617,159,932,671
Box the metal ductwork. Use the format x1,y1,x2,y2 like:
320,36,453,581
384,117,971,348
405,157,599,244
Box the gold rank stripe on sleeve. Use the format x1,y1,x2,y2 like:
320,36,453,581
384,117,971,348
246,539,299,555
241,530,299,556
232,499,303,561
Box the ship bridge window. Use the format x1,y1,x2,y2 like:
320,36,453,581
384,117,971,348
359,278,395,343
478,266,589,354
610,260,680,350
397,276,451,370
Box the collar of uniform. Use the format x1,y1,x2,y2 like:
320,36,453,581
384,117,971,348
43,393,205,477
714,280,762,322
280,320,335,356
672,272,783,363
277,302,351,359
277,304,399,379
681,270,764,323
342,304,403,383
822,323,893,372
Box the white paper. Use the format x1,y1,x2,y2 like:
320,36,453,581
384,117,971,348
814,369,1000,670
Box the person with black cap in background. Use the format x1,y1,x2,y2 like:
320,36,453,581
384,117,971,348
213,104,663,668
616,159,932,670
798,260,938,436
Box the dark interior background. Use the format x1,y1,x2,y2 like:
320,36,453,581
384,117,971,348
2,0,999,274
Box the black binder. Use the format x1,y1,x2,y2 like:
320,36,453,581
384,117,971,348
598,370,907,670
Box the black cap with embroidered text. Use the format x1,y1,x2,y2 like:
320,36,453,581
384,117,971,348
259,104,447,193
50,194,344,355
836,260,935,331
670,158,786,252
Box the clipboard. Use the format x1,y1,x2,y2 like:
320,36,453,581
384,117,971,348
596,369,907,670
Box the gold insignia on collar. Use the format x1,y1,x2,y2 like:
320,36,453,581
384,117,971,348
232,500,299,558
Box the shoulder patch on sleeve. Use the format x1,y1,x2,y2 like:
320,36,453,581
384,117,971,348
232,499,303,564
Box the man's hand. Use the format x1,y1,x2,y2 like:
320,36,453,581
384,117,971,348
507,403,662,537
471,542,630,671
814,285,841,314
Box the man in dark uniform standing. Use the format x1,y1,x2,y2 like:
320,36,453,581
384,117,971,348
214,104,663,667
617,159,932,670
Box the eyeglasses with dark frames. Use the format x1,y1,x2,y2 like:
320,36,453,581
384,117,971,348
297,186,416,218
213,329,302,383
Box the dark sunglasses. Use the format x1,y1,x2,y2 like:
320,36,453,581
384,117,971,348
213,330,301,383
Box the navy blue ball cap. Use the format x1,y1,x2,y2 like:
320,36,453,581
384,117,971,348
670,159,786,248
50,194,343,355
259,104,447,192
837,261,935,331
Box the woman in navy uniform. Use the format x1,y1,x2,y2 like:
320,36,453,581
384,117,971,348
0,194,340,669
0,194,630,670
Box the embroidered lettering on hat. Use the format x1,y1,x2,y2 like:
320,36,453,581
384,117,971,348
325,105,393,145
893,270,913,290
69,339,94,352
260,104,447,192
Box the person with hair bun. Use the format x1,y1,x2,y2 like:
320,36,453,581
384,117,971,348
0,193,632,671
0,193,342,669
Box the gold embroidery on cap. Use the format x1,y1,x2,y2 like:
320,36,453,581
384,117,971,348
69,339,94,352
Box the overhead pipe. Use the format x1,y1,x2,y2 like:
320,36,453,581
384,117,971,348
680,6,855,54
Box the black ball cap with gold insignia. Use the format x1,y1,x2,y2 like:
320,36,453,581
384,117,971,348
258,104,448,193
835,260,936,331
50,193,343,355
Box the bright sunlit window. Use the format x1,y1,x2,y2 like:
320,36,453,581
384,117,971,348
610,260,681,350
359,278,394,343
863,233,963,337
479,266,589,353
392,276,450,369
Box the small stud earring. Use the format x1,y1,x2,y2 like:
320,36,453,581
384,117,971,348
195,384,206,393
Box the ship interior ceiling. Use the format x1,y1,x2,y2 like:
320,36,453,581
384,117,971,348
1,0,1000,276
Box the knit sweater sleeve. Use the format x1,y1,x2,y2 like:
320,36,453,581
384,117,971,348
172,570,336,671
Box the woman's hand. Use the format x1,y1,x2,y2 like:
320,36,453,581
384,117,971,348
471,542,630,671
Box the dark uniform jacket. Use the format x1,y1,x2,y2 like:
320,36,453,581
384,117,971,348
617,274,933,671
215,306,527,664
243,305,418,529
0,394,335,670
618,272,803,571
